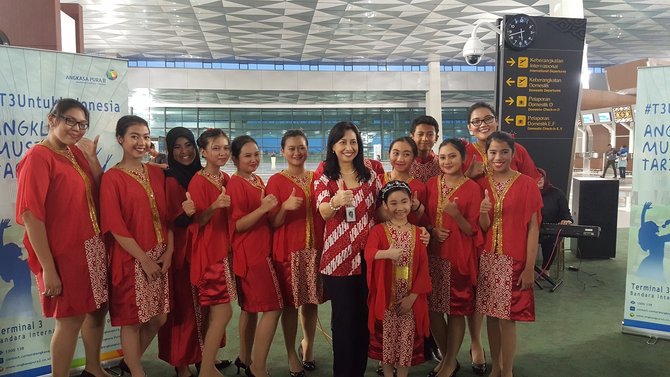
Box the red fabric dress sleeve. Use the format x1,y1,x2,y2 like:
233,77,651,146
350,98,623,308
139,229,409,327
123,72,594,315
364,224,391,334
408,179,428,226
16,147,50,224
100,170,133,238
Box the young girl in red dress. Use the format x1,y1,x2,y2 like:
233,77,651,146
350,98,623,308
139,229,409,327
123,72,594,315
227,135,283,377
425,139,483,377
266,130,323,376
100,115,173,377
16,99,109,377
186,128,237,377
158,126,206,377
477,131,542,377
365,180,431,377
379,137,426,225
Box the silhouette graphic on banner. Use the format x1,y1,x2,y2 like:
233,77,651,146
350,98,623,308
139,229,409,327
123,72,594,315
637,202,670,282
0,218,35,317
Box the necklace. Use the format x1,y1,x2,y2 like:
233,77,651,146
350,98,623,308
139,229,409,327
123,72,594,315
341,170,356,175
388,220,410,229
119,164,148,182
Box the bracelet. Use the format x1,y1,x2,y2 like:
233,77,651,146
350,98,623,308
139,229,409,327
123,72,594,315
413,203,422,213
329,200,341,212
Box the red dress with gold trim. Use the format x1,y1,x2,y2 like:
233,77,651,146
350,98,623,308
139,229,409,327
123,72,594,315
158,175,204,367
227,173,283,313
463,142,540,180
365,223,431,367
16,144,108,318
100,164,171,326
379,172,427,226
425,176,482,315
188,170,237,306
409,152,441,183
475,173,542,321
266,171,324,308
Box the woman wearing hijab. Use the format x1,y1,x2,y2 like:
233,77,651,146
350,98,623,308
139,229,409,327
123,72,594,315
158,127,211,377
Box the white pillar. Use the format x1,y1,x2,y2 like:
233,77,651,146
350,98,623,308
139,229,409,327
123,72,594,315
426,61,443,150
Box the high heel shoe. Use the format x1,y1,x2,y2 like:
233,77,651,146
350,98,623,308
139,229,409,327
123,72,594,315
235,357,249,375
80,371,95,377
245,367,256,377
196,360,232,374
289,370,306,377
297,344,316,371
112,359,130,376
469,349,487,375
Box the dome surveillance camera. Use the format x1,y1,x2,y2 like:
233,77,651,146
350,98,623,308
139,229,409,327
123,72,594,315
462,36,484,66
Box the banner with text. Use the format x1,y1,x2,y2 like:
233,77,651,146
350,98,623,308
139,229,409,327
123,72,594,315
622,66,670,340
0,45,126,376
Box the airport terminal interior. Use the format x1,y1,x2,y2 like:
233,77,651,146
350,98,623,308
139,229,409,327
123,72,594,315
2,0,670,376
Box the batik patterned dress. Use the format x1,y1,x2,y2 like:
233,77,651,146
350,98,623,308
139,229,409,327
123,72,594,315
101,163,170,326
16,143,108,318
365,223,431,367
475,172,542,321
425,176,482,315
266,171,324,308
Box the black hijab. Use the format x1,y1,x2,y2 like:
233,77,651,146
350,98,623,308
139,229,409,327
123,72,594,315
165,127,202,189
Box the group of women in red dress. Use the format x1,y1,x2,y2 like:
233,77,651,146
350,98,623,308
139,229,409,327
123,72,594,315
17,98,543,377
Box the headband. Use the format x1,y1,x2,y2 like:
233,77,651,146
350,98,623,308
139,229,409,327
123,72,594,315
379,180,411,202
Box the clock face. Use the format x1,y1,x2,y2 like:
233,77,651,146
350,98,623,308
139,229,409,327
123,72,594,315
504,14,536,50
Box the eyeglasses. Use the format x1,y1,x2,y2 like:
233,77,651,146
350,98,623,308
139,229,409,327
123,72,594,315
469,115,496,127
58,115,89,130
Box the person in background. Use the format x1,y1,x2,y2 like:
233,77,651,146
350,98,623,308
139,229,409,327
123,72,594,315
477,131,542,377
618,145,628,179
537,168,572,276
314,121,382,377
101,115,173,377
379,137,427,225
148,142,169,169
266,130,324,377
600,144,618,179
16,98,109,377
409,115,442,183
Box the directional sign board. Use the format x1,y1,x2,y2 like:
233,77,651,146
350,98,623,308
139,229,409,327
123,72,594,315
497,15,586,194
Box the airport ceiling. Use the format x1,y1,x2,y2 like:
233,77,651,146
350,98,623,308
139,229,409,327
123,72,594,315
74,0,670,66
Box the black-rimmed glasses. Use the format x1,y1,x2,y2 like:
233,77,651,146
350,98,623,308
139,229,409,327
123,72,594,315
469,115,496,127
58,115,89,130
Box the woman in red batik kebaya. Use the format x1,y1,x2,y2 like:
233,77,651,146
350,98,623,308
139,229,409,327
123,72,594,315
425,139,482,377
227,135,283,377
314,121,382,377
365,180,431,377
266,130,324,376
378,137,426,226
157,126,213,377
186,128,236,377
477,131,542,377
16,98,109,377
100,115,173,377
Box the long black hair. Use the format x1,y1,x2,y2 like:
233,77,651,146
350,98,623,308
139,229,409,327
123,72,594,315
323,121,371,182
165,127,202,189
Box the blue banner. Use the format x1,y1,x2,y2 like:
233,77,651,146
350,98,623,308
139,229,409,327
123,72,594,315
622,66,670,339
0,45,127,376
